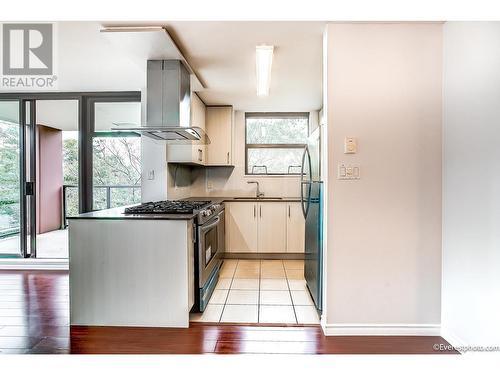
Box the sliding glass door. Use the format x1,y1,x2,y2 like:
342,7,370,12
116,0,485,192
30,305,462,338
0,100,36,258
0,101,22,257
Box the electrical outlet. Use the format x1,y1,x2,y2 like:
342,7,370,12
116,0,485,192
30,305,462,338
207,181,213,190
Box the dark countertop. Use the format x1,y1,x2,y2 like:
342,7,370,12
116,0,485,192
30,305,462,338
67,205,197,221
68,197,301,220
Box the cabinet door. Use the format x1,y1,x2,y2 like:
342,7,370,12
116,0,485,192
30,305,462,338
166,93,206,165
206,107,232,165
191,93,206,131
258,202,287,253
191,95,206,163
286,203,305,253
227,202,258,252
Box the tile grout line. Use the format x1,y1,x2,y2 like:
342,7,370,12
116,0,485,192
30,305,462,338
257,259,262,323
218,259,238,323
284,262,299,324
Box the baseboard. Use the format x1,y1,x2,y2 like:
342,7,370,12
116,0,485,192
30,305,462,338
322,323,441,336
0,258,68,270
440,326,467,352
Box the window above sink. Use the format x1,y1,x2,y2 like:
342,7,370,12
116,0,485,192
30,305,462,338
245,113,308,176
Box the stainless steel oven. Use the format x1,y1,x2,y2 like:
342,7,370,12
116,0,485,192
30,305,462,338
194,203,224,312
198,212,223,287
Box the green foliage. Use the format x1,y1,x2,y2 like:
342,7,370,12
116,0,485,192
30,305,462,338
246,117,308,144
0,120,20,234
62,135,142,214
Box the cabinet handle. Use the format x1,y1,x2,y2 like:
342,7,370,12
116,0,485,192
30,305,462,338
198,149,203,162
227,152,230,164
288,205,290,218
254,205,256,218
259,205,262,218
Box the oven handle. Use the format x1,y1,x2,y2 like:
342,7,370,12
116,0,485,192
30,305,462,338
200,216,221,232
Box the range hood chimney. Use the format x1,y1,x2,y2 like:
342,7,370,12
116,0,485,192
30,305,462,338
112,60,209,143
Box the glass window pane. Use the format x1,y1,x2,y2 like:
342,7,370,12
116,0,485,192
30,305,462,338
92,101,142,211
36,99,79,259
94,102,141,132
92,137,142,210
247,148,305,175
246,116,308,144
0,101,21,256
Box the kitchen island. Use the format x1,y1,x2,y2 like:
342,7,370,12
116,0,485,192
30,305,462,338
68,206,196,328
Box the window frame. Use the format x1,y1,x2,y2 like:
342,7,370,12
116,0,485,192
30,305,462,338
245,112,309,176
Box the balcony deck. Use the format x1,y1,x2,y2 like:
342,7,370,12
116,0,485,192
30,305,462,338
0,229,68,259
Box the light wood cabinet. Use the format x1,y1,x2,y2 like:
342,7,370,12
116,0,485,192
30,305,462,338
286,203,305,253
226,201,302,254
226,202,258,252
258,202,287,253
167,93,206,165
206,106,233,165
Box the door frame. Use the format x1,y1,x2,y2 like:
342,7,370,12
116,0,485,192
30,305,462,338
0,91,141,259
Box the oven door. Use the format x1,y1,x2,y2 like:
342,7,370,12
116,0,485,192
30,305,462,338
197,215,222,287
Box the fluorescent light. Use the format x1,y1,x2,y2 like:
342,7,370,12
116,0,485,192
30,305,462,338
256,45,274,96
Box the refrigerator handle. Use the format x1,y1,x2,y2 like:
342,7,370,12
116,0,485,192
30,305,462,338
300,146,307,183
301,181,311,219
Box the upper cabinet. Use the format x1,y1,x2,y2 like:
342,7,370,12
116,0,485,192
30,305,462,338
191,93,206,131
206,106,233,166
166,101,234,167
166,93,207,165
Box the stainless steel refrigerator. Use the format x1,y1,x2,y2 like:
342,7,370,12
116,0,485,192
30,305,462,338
300,126,323,312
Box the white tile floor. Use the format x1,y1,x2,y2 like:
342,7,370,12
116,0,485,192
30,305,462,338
190,259,320,325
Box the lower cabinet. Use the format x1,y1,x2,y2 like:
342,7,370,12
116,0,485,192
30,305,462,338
226,201,304,253
286,202,305,253
258,202,287,253
226,202,258,252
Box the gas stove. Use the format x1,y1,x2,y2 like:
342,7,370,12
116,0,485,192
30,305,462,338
124,200,211,215
124,200,223,224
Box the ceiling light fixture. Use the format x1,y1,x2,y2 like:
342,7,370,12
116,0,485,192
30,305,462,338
256,45,274,96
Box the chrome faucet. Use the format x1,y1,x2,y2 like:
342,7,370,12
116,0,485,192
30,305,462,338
247,181,264,198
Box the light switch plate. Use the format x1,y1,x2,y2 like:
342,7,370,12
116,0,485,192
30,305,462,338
338,163,360,180
344,137,357,154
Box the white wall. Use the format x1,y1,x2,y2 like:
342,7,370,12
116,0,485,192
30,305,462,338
324,23,443,334
442,22,500,346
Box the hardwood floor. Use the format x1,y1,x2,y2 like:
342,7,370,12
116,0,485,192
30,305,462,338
0,270,458,354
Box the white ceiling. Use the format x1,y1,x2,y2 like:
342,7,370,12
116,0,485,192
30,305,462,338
162,21,325,111
4,22,324,112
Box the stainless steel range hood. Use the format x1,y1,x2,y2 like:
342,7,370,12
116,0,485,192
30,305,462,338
112,60,210,144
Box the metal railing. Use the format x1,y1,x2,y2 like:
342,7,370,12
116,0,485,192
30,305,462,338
62,184,140,228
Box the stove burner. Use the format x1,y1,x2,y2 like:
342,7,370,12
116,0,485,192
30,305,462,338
124,200,211,215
